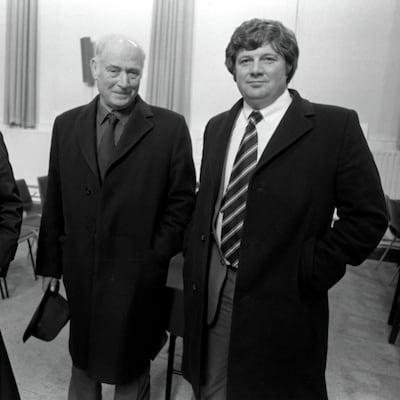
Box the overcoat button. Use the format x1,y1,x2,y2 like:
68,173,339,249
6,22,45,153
192,283,198,291
85,187,92,195
201,234,205,241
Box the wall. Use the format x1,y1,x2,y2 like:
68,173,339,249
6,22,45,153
294,0,400,148
0,0,6,129
36,0,153,125
189,0,298,167
189,0,400,166
0,0,399,184
0,0,154,183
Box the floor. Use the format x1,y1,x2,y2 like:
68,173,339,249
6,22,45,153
1,242,400,400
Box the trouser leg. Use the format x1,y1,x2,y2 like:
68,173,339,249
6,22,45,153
199,269,236,400
68,365,101,400
114,361,151,400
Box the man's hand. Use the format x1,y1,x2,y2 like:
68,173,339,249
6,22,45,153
42,276,59,293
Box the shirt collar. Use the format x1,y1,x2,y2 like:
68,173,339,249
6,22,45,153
97,96,136,126
242,89,292,120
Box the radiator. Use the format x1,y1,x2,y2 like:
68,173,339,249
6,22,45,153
372,150,400,199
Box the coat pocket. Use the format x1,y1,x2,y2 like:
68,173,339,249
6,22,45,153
298,237,324,296
298,236,346,296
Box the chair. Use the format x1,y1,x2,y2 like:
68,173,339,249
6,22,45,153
0,226,38,299
15,179,40,280
375,195,400,270
1,180,40,298
388,265,400,344
15,179,41,231
37,175,48,207
376,195,400,344
165,254,184,400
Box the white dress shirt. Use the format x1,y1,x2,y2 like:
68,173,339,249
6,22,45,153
216,89,293,243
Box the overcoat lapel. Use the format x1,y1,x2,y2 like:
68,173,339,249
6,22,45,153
111,96,153,166
206,92,315,191
255,90,314,173
76,97,98,179
207,99,243,197
76,95,154,181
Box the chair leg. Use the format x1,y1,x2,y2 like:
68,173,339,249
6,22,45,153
3,277,9,298
388,266,400,326
27,238,37,280
165,333,177,400
389,296,400,344
375,237,396,270
0,279,5,299
0,277,9,299
389,267,400,287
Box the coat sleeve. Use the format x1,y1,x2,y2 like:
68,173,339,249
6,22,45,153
0,132,22,271
153,115,196,260
36,119,64,278
305,110,388,293
182,120,212,255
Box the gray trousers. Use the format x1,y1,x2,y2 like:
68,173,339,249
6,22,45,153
198,268,236,400
68,363,150,400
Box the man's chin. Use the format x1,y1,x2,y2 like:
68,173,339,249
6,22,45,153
111,95,135,109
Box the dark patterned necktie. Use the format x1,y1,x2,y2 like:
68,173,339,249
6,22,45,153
220,110,263,269
98,112,118,179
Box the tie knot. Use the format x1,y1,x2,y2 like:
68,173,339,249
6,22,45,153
248,111,263,125
106,112,119,127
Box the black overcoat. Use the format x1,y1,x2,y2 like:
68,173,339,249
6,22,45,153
0,132,22,273
183,90,388,399
36,96,196,383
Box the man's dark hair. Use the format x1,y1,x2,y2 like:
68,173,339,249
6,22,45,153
225,18,299,83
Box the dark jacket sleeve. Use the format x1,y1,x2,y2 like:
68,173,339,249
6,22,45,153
0,132,22,271
153,115,196,260
35,118,64,278
305,110,388,293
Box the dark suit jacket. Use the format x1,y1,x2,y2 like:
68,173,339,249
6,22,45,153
36,96,196,383
0,133,21,399
183,90,387,399
0,132,22,277
0,330,20,400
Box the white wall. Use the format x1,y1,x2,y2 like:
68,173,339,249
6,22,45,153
0,0,399,184
0,0,154,184
0,0,6,129
36,0,153,125
189,0,299,166
189,0,400,165
293,0,400,147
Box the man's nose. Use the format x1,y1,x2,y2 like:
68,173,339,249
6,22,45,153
118,72,129,87
250,59,263,75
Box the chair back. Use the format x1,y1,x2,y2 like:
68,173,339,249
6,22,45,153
15,179,33,212
37,176,48,207
386,196,400,238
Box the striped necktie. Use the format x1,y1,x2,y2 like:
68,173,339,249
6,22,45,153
220,110,263,269
98,112,118,179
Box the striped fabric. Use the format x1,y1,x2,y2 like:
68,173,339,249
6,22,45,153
220,111,263,269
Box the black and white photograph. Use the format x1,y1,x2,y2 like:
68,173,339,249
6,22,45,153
0,0,399,399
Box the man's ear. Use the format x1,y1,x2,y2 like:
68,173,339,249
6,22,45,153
286,63,292,78
90,58,98,81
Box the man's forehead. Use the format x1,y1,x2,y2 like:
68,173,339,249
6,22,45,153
237,44,278,55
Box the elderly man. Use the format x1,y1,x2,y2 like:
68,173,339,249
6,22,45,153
36,35,196,400
182,19,387,400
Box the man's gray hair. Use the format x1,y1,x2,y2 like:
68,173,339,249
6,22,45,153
94,34,146,65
